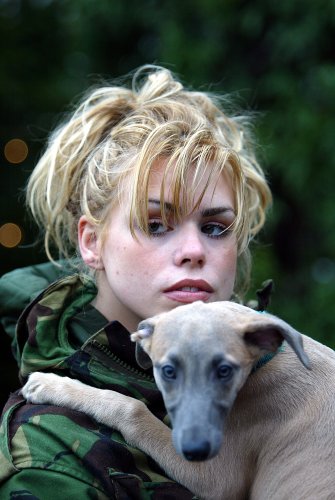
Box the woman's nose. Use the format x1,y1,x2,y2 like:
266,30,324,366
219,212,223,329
173,226,206,268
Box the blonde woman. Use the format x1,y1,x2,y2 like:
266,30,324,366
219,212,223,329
0,66,271,498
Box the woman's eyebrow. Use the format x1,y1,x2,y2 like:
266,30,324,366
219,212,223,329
148,199,174,211
148,199,235,217
201,207,236,217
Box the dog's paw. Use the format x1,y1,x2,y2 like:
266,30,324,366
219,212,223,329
21,372,63,405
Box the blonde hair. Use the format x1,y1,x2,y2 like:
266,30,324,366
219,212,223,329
26,65,271,295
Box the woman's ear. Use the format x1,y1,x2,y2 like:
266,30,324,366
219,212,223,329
78,216,104,270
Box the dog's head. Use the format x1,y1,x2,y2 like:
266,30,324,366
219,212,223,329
132,301,311,371
131,301,311,461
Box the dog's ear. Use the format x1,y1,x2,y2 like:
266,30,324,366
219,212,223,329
244,315,311,370
131,321,155,370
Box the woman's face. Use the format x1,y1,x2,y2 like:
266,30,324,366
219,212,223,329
79,160,238,331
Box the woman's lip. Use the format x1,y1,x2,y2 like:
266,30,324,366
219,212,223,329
164,290,212,303
164,279,214,293
163,280,214,303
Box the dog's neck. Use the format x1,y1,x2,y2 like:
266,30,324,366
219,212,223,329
251,342,286,374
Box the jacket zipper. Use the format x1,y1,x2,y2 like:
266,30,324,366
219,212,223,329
84,340,155,382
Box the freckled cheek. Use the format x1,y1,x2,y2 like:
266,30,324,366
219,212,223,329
115,250,159,280
217,246,238,275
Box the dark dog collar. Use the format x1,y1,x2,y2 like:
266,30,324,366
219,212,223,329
251,342,286,374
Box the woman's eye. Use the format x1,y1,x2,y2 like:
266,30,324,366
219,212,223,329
148,220,170,236
201,223,228,238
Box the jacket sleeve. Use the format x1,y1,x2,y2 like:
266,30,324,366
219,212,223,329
0,468,110,500
0,261,74,349
0,393,196,500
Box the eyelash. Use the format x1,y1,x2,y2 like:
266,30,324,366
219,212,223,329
147,219,231,239
201,222,231,239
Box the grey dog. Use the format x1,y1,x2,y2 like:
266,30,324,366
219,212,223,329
22,301,335,499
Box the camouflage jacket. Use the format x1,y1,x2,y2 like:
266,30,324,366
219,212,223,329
0,263,195,499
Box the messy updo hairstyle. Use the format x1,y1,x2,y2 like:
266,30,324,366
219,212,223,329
26,65,271,296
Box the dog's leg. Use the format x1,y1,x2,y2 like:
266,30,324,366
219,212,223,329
22,372,146,430
22,372,230,500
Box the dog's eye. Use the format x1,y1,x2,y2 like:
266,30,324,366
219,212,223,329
217,364,233,381
161,365,176,380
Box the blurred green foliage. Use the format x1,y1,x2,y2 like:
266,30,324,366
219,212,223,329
1,0,335,359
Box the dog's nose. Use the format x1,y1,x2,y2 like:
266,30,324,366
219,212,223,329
182,439,211,461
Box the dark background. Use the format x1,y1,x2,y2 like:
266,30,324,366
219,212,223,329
1,0,335,409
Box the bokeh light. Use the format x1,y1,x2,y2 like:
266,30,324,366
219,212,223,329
0,223,22,248
311,258,335,284
4,139,28,164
